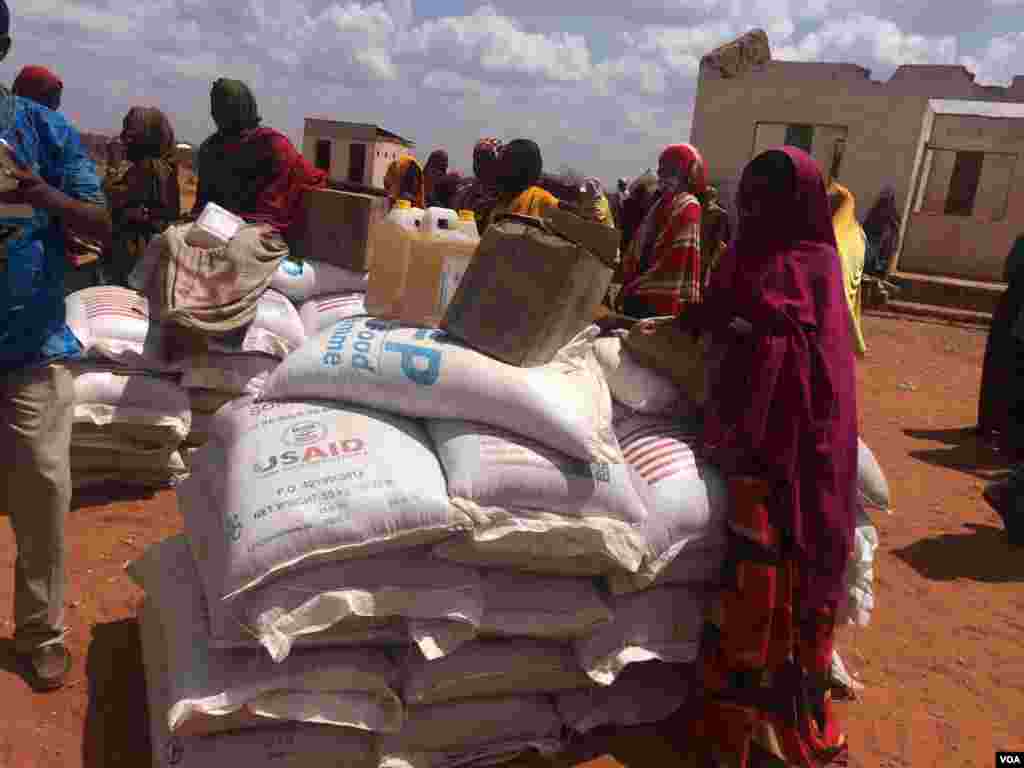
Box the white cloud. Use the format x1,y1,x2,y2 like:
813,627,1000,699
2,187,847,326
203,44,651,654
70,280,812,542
631,21,738,75
594,55,668,95
4,0,1022,186
296,2,405,82
961,32,1024,84
776,14,958,66
404,6,592,82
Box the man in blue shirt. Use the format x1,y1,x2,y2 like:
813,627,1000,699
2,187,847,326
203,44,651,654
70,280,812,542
0,0,111,691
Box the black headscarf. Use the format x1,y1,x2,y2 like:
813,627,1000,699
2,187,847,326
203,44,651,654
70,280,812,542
210,78,260,137
495,139,543,199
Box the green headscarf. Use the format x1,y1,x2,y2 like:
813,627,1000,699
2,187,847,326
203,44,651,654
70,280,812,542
210,78,260,136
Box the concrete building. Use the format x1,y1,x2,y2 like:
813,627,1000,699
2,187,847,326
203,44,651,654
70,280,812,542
691,45,1024,286
302,119,414,188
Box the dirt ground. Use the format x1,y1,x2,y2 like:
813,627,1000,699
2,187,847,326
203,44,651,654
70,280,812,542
0,312,1021,768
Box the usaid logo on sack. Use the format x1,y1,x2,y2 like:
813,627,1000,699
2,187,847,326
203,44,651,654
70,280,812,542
253,427,368,475
283,420,328,447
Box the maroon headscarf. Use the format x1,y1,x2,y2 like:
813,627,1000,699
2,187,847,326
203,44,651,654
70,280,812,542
13,65,63,110
697,146,858,616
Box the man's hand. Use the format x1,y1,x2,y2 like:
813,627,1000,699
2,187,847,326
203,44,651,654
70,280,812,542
0,164,50,208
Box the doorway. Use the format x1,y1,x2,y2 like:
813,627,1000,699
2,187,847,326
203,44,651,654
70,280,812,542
348,143,367,184
314,139,331,173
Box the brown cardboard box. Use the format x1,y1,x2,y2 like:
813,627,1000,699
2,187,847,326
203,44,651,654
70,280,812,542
544,206,620,268
289,188,388,271
441,214,613,367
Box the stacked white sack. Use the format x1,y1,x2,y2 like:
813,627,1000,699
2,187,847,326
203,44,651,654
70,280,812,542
478,569,612,641
427,420,648,576
271,258,368,304
574,585,706,685
593,334,693,418
177,397,475,659
205,540,483,663
556,659,694,733
377,696,563,768
607,414,728,594
300,292,368,337
400,639,592,706
130,537,404,737
139,598,379,768
182,289,305,447
70,363,190,489
258,319,619,464
65,286,176,372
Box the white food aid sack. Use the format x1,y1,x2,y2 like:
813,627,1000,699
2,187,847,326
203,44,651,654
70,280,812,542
258,319,619,464
227,547,483,663
377,696,563,768
129,537,404,737
608,415,728,593
70,365,191,446
65,286,176,371
556,660,693,733
300,293,368,337
140,599,378,768
427,420,648,576
179,398,469,599
271,258,369,303
857,437,890,511
593,334,683,415
478,570,613,640
400,639,592,706
575,586,706,685
205,289,305,359
838,504,879,627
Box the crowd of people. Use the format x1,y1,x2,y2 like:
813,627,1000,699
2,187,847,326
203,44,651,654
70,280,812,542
0,0,1017,762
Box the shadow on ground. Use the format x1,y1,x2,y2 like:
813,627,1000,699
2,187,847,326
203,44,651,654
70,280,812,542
903,427,1011,481
82,618,149,768
0,639,27,688
893,523,1024,583
71,486,157,513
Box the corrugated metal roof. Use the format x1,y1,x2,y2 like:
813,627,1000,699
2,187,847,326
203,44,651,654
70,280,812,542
928,99,1024,119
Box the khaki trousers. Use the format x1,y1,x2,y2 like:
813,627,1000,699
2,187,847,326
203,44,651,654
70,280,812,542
0,362,72,653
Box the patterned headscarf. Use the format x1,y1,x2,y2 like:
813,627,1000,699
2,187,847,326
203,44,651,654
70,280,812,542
659,143,707,197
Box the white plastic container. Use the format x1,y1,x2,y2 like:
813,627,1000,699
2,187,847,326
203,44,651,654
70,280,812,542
437,210,480,319
185,202,245,249
401,208,480,328
365,199,422,319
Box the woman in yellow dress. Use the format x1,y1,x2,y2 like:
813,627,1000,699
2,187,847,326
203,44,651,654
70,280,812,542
486,139,558,226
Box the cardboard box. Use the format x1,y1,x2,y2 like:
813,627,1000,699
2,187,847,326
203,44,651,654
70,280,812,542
289,188,389,272
441,214,613,367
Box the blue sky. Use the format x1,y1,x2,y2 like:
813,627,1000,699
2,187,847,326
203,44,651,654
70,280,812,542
3,1,1022,182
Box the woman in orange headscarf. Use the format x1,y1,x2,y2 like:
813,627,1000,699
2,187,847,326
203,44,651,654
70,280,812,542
384,154,425,209
615,144,705,319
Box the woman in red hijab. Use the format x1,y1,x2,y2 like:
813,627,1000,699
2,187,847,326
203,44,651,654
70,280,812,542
680,146,858,767
615,143,705,318
12,65,62,110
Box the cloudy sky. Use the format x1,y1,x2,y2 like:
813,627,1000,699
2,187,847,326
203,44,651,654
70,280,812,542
4,0,1023,181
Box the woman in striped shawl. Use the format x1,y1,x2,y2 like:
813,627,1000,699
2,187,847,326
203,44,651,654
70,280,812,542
615,144,705,319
